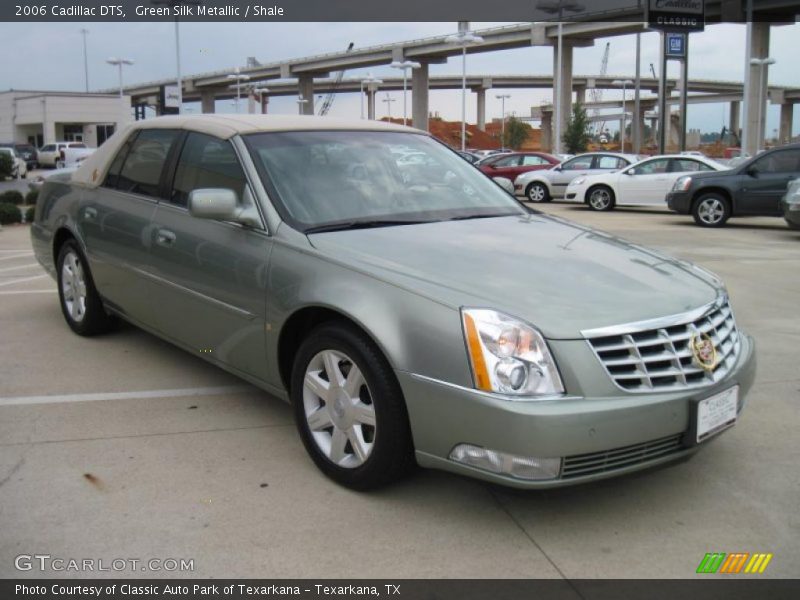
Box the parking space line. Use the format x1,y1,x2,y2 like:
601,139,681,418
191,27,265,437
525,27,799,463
0,289,56,295
0,263,39,273
0,253,34,261
0,385,256,407
0,274,47,287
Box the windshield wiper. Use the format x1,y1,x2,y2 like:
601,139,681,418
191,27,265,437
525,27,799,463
444,212,521,222
304,219,430,234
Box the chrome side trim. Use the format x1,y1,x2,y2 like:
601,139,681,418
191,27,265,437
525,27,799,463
580,293,727,339
407,372,579,403
131,266,256,320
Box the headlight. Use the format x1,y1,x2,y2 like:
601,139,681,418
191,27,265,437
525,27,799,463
461,309,564,397
673,176,692,192
570,177,586,187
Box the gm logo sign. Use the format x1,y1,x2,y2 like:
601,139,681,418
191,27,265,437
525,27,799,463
696,552,773,574
665,33,686,58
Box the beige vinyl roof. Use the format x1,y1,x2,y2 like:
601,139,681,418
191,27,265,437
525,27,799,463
72,114,425,188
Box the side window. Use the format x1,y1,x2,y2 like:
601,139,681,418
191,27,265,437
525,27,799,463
115,129,180,197
632,158,670,175
170,132,247,208
103,134,137,190
41,144,54,152
753,150,800,174
597,155,623,169
522,155,548,166
562,156,593,170
494,155,521,167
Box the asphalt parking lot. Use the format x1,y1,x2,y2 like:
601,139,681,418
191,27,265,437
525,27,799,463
0,201,798,580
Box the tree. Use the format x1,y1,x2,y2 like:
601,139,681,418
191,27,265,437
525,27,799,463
503,116,531,150
562,102,591,154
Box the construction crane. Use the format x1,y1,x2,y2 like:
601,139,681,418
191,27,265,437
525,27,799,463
317,42,354,116
589,42,610,137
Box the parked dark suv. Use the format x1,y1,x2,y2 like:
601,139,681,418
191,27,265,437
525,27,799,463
667,143,800,227
0,143,37,169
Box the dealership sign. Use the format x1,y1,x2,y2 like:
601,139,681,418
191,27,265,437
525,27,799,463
647,0,705,32
160,85,181,114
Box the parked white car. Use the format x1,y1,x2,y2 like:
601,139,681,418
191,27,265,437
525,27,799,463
514,152,640,202
0,147,27,179
566,154,729,211
36,142,93,168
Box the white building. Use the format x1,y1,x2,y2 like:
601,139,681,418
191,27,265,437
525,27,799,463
0,90,133,148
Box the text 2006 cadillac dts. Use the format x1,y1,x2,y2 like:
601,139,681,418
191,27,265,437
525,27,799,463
31,115,756,490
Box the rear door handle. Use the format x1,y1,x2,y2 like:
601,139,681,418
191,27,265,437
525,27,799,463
156,229,177,247
83,207,97,220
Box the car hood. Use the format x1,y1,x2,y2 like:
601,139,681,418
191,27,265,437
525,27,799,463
307,214,720,339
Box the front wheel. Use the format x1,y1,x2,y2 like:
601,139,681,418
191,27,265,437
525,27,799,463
526,182,550,203
586,186,615,211
692,194,730,227
291,322,415,490
56,240,115,336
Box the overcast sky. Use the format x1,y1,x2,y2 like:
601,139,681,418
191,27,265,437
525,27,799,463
1,21,797,135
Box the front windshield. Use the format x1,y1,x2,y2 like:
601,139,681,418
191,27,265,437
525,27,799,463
244,130,527,232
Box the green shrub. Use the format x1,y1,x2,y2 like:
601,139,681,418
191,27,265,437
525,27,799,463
0,152,13,179
0,189,24,205
0,202,21,224
25,188,38,206
25,206,35,223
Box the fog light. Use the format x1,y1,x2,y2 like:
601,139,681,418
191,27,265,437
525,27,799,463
449,444,562,481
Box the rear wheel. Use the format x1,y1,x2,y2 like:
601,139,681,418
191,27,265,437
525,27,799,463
526,182,550,203
692,194,730,227
290,322,415,490
586,185,615,211
56,240,114,336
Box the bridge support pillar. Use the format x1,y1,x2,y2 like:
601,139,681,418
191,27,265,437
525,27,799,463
541,111,552,153
367,87,377,120
475,88,486,132
200,90,215,114
728,100,740,139
743,22,771,155
412,62,429,131
298,74,315,115
552,42,573,154
574,85,586,106
779,103,794,144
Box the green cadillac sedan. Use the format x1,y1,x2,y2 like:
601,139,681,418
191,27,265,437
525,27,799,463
31,115,756,490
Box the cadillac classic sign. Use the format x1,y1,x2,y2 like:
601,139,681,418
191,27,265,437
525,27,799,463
647,0,705,32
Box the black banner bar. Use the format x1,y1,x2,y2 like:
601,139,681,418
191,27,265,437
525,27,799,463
2,0,798,22
4,580,800,600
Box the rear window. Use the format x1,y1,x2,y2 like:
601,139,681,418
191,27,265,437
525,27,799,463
68,143,87,148
108,129,180,197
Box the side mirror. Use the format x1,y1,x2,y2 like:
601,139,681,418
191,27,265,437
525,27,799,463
746,166,759,178
492,177,515,194
188,188,260,227
625,169,636,176
553,166,562,172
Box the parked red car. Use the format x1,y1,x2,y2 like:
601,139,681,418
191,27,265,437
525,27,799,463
477,152,560,181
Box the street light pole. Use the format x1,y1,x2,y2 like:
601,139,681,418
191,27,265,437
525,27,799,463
537,1,584,155
750,57,776,152
613,79,633,153
106,57,134,99
382,93,396,119
445,24,484,152
496,94,511,148
227,67,250,113
390,60,421,126
80,28,89,92
296,95,309,115
151,1,202,113
253,87,270,114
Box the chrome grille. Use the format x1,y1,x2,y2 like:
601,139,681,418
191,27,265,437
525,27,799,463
586,299,741,392
561,434,684,479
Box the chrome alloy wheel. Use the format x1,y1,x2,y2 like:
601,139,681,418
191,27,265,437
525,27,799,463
303,349,376,468
527,183,546,202
61,249,87,323
696,197,725,225
588,188,612,210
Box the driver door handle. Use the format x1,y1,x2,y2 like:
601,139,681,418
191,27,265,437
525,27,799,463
156,229,177,247
83,207,97,220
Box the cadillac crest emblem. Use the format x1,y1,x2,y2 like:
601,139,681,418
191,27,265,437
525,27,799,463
690,332,717,372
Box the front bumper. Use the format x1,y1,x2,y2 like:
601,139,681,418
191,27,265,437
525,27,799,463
399,332,755,489
666,191,692,214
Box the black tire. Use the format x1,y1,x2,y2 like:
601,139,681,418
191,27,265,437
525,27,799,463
56,240,114,336
526,181,550,203
290,321,415,490
692,193,731,227
586,185,616,211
